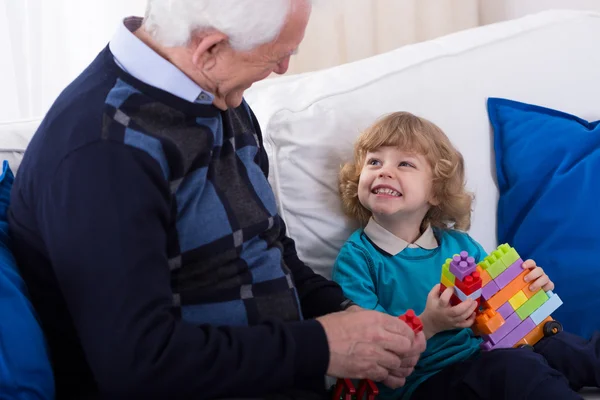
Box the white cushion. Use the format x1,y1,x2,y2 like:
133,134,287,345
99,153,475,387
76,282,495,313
0,119,41,174
246,10,600,278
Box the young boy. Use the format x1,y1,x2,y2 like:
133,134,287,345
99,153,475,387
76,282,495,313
332,112,600,400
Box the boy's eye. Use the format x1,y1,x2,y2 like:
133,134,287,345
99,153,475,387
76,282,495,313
399,161,414,168
367,158,381,166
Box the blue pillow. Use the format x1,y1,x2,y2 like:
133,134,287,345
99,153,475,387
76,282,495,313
488,97,600,339
0,160,55,399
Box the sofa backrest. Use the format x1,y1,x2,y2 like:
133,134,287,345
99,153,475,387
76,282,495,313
0,119,41,174
245,10,600,278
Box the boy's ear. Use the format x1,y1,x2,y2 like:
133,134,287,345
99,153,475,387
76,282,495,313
429,196,441,206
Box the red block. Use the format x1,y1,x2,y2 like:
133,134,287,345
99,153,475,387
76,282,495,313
450,294,462,306
454,271,482,296
440,283,447,295
357,379,379,400
399,309,423,334
332,378,355,400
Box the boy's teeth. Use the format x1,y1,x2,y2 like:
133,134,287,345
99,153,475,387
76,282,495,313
375,188,401,196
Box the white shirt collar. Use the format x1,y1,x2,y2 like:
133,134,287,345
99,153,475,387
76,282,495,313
363,217,438,256
109,17,214,104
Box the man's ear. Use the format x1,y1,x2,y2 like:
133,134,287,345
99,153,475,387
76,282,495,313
190,31,229,71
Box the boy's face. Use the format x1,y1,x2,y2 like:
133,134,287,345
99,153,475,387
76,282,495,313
357,146,435,224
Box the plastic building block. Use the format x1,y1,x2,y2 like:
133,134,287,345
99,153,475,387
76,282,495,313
508,290,528,310
481,280,501,301
485,312,522,345
357,379,379,400
476,265,492,286
399,309,423,334
332,378,355,400
515,290,549,320
441,258,457,283
494,258,524,289
440,274,454,291
450,294,462,306
521,282,541,299
529,291,563,325
480,340,493,351
485,270,529,310
474,309,505,335
492,317,537,349
497,301,515,320
455,271,482,295
469,243,563,351
454,285,482,302
449,251,477,280
516,316,553,347
498,244,520,268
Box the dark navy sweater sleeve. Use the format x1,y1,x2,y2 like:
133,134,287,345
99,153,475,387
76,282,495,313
249,109,347,319
38,140,329,398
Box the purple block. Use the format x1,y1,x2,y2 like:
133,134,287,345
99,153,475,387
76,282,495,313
480,341,493,351
494,258,524,289
481,280,500,301
449,251,477,280
497,301,515,320
491,317,536,350
487,312,522,345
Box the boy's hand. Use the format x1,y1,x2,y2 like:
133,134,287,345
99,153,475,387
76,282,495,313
522,259,554,292
419,284,477,339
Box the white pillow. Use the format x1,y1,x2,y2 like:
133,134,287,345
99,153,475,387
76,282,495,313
247,10,600,278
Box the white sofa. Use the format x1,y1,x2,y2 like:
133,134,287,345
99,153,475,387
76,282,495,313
244,9,600,399
1,8,598,399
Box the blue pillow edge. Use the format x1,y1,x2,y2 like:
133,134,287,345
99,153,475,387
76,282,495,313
487,97,597,127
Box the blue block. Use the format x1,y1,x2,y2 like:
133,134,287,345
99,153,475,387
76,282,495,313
530,293,563,325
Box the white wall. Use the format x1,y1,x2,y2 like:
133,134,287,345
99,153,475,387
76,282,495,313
481,0,600,25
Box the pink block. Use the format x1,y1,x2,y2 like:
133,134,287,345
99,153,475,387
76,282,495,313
497,301,515,320
486,312,522,345
494,258,524,289
481,280,500,301
449,251,477,280
491,317,536,350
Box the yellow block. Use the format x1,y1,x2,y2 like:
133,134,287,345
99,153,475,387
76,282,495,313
508,290,528,310
441,274,454,289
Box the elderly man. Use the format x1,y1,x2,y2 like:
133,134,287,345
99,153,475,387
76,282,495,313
8,0,425,398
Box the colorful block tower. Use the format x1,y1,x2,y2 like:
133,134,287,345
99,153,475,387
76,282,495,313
440,244,564,350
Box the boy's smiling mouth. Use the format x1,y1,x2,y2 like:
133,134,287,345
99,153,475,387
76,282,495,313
371,184,402,197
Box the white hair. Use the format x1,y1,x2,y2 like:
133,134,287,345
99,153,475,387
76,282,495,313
144,0,300,51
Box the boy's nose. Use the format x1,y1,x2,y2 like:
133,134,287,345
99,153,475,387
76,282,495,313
379,169,393,178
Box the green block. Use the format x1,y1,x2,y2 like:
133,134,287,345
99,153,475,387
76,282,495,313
478,259,492,271
500,247,520,268
516,290,549,320
441,257,456,283
487,258,507,278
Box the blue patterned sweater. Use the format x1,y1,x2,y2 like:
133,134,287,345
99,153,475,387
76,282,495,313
8,46,345,399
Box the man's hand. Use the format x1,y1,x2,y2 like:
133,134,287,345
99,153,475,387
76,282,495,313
316,309,426,388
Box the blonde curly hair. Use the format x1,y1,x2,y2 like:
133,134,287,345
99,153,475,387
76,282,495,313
339,112,473,231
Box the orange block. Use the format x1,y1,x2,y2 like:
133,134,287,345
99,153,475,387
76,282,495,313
515,316,553,347
475,309,505,335
477,265,492,286
522,282,541,299
485,270,529,310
